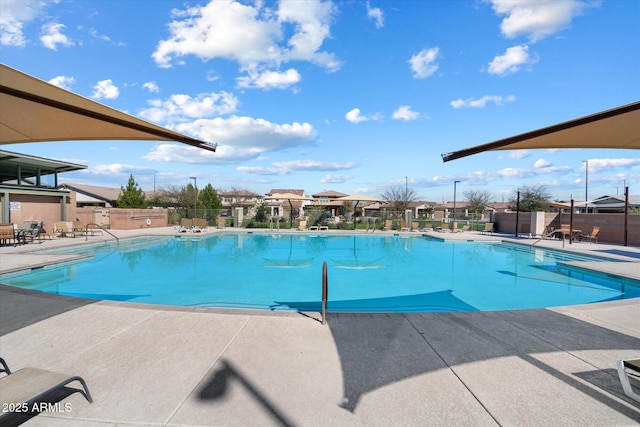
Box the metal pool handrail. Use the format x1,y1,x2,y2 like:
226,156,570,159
322,261,328,325
85,223,119,245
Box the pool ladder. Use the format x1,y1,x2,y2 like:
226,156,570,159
322,261,328,325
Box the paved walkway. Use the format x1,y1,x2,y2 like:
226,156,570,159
1,228,639,426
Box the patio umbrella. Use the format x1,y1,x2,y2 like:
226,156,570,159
264,193,312,225
0,63,216,151
331,194,384,229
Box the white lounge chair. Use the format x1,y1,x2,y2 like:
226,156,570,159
617,358,640,403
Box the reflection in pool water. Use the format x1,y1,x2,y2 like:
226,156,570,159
2,233,638,312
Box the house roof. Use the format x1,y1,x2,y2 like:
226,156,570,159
220,189,262,198
0,149,86,182
312,190,348,198
592,194,640,206
60,183,120,203
266,189,305,196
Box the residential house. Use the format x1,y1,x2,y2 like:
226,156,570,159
219,189,263,217
590,194,640,213
265,189,308,220
311,190,347,217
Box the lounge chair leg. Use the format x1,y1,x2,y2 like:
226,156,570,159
617,360,640,403
72,376,94,403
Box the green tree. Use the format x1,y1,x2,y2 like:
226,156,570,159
509,184,552,212
253,199,270,222
184,183,198,218
116,175,147,208
198,183,222,212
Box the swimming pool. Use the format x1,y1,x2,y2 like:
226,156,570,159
1,233,638,312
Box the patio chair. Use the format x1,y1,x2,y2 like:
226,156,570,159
73,220,88,236
216,217,226,229
400,221,410,232
0,223,18,246
436,223,450,233
297,220,307,230
518,223,532,238
617,359,640,403
480,223,494,234
0,359,93,423
383,220,393,231
192,218,208,232
581,226,599,243
455,225,470,233
19,221,44,243
54,221,76,238
0,357,10,376
419,223,433,232
411,221,420,231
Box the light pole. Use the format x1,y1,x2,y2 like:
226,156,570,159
190,176,197,218
583,160,588,212
453,180,460,226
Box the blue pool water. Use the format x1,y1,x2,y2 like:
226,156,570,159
1,233,638,312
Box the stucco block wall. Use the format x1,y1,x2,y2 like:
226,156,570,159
494,212,639,246
105,208,168,230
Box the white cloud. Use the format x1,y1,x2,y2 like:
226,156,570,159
91,164,157,176
142,81,160,93
91,79,119,100
586,158,640,173
236,166,284,175
505,150,530,159
89,28,112,43
273,160,356,171
486,0,591,42
321,174,352,184
144,116,317,164
408,47,439,78
366,2,384,28
237,160,355,176
0,0,46,46
534,158,551,168
487,45,537,76
497,167,533,178
40,22,74,50
345,108,381,123
345,108,367,123
152,0,340,74
450,95,515,108
236,68,301,90
392,105,420,121
139,92,239,123
48,75,75,90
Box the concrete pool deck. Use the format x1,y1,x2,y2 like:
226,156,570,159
1,227,639,426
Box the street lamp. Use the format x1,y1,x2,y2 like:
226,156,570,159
453,180,460,225
583,160,588,213
190,176,197,218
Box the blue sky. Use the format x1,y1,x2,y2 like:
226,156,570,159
1,0,638,203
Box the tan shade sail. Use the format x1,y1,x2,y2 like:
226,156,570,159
0,63,216,151
331,194,383,203
264,193,312,201
442,101,639,162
